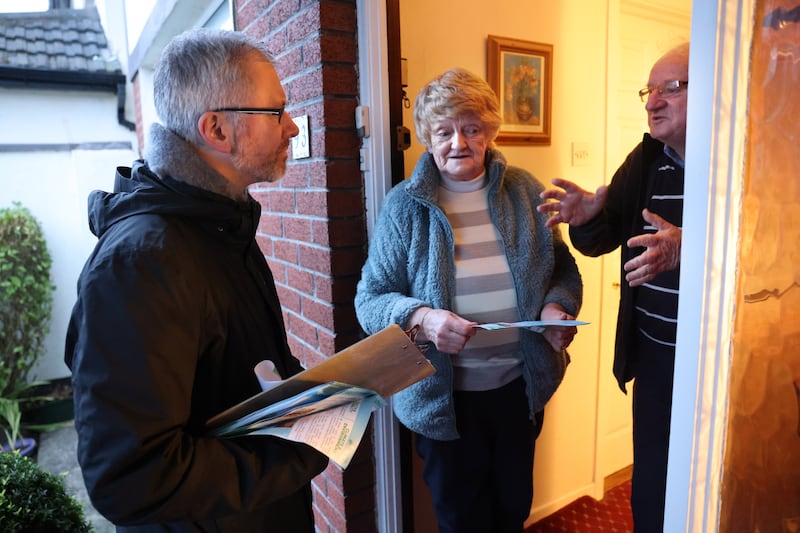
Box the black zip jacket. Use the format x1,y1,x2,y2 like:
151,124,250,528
65,138,327,531
568,133,673,391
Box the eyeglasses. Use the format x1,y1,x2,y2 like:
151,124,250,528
638,80,688,102
211,106,285,123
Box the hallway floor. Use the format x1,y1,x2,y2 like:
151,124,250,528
527,479,633,532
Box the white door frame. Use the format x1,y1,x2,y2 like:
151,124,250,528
665,0,755,531
356,2,403,532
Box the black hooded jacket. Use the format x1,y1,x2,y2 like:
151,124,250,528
65,126,327,532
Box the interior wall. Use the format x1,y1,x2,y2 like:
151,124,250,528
399,0,610,519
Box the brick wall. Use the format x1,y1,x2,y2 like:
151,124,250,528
235,1,373,532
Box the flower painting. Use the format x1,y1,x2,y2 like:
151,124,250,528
504,55,542,124
487,35,552,145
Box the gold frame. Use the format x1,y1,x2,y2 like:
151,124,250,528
487,35,553,145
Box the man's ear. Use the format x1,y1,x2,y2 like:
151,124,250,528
197,111,233,154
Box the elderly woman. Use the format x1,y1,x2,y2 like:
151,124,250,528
355,68,583,532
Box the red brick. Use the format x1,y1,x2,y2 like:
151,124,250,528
234,0,270,31
295,190,326,217
269,0,299,30
317,328,337,355
318,0,357,33
315,218,366,247
288,6,321,44
313,490,346,533
282,161,309,187
269,260,288,285
268,189,296,214
319,33,358,63
244,11,273,44
325,472,346,509
322,98,358,128
274,283,301,313
321,64,359,95
273,239,299,264
290,67,324,102
330,190,364,217
301,296,334,330
288,313,318,347
287,264,314,294
264,28,289,60
277,46,303,78
259,213,282,237
284,215,313,242
310,128,360,160
325,247,368,277
304,349,326,368
249,189,269,206
315,273,334,301
255,234,275,256
298,243,332,275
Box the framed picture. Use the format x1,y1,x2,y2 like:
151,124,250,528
487,35,552,145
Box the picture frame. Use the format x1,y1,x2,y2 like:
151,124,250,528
487,35,553,145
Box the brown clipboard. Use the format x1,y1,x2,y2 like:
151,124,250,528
205,324,434,431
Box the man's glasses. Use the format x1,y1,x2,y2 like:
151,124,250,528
638,80,688,102
212,106,285,123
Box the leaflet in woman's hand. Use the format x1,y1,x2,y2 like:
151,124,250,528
474,320,589,332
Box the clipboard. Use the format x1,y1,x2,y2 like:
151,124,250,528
206,324,434,431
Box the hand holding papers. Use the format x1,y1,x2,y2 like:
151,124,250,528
206,324,434,468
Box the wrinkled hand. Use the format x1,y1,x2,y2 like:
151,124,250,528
538,178,609,229
624,209,682,287
418,309,476,355
539,303,578,352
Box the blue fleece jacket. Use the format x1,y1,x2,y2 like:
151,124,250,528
355,149,583,440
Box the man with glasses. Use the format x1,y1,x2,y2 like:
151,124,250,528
537,42,689,532
65,28,328,532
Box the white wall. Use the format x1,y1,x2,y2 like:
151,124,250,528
0,87,137,381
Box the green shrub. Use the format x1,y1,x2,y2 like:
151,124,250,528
0,202,55,398
0,451,91,532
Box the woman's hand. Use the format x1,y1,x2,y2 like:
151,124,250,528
539,303,578,352
409,307,476,355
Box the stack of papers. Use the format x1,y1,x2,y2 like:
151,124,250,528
205,324,435,468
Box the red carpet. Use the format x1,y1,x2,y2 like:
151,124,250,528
527,479,633,532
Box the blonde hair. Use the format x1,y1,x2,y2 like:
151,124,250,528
413,68,501,149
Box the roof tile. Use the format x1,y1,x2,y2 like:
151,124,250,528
0,7,121,75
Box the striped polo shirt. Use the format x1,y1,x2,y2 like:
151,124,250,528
634,148,684,347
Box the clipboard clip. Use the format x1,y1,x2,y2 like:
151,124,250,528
404,324,430,353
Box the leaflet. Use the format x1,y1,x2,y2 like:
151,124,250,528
474,319,589,332
205,324,435,469
209,381,385,468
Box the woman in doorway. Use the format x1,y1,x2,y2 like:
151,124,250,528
355,68,583,533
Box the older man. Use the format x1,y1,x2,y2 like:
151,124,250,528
538,42,689,532
65,29,327,532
